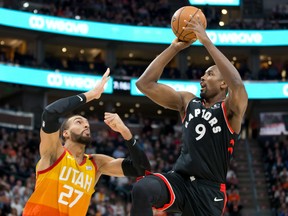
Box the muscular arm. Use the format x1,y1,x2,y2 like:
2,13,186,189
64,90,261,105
94,155,125,177
186,17,248,133
201,40,248,133
136,40,195,117
94,138,151,177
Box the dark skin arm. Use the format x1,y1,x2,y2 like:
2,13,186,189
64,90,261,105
184,15,248,133
136,39,196,119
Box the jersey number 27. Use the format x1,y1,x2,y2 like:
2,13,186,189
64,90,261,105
58,184,84,207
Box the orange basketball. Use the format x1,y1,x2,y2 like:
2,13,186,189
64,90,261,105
171,6,207,42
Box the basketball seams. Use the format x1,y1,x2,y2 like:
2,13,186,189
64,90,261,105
171,7,185,36
182,8,199,41
171,6,207,42
189,9,200,22
176,7,186,39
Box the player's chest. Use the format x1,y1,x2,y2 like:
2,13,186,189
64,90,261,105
184,107,223,140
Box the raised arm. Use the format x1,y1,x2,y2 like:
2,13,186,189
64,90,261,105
185,16,248,133
136,39,196,117
95,113,151,177
38,69,110,169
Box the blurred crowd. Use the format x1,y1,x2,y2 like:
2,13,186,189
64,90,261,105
0,112,242,216
261,135,288,216
0,0,287,81
2,0,288,29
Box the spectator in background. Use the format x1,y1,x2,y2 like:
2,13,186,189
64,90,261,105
227,187,242,216
0,180,11,215
10,196,23,216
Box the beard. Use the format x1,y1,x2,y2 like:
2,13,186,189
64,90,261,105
70,131,92,145
200,91,207,99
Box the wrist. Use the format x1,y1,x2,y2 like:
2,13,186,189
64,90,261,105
201,37,213,47
83,91,94,102
121,127,133,140
169,43,182,53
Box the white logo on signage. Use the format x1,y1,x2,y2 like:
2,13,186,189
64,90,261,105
47,73,103,90
113,81,130,90
207,32,263,44
29,15,89,35
29,15,45,29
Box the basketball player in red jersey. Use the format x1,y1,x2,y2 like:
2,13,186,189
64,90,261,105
131,15,248,215
23,68,151,216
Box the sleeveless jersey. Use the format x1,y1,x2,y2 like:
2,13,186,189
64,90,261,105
23,148,97,216
173,98,239,183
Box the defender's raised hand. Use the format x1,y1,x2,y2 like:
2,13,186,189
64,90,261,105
92,68,110,99
84,68,110,102
104,112,132,140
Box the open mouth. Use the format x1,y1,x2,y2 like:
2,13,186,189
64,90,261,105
200,82,206,92
82,129,90,136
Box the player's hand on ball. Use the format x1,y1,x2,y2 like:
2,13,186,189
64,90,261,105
171,6,207,42
171,37,196,51
184,15,210,45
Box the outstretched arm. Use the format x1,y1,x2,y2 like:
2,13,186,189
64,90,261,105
39,69,110,165
185,15,248,133
96,113,151,177
136,39,196,117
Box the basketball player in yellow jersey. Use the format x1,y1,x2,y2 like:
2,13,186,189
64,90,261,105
23,68,151,216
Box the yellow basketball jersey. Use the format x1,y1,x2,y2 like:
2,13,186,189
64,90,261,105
23,148,97,216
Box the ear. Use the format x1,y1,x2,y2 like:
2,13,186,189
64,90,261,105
220,80,228,90
62,130,69,139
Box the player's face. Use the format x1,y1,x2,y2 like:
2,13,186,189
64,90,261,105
200,65,224,99
66,116,91,145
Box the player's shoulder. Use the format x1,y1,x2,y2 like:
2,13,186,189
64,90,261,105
180,91,197,105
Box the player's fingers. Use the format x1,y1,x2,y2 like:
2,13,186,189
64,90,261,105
103,68,110,78
104,113,116,124
100,69,110,86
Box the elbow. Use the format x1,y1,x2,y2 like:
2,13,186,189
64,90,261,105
41,107,60,133
42,107,50,121
136,77,156,95
136,78,145,92
42,106,57,121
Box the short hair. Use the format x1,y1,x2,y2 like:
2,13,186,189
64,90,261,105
59,114,82,142
59,117,69,142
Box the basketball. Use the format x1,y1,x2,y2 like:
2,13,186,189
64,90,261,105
171,6,207,42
